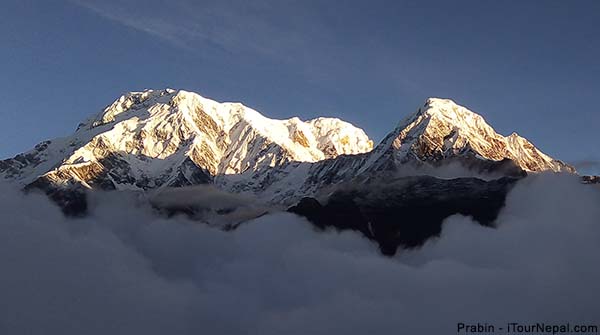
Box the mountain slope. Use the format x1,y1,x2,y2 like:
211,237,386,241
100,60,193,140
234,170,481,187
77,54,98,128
1,89,373,196
360,98,575,174
1,89,582,252
289,175,518,255
1,90,576,212
250,98,576,203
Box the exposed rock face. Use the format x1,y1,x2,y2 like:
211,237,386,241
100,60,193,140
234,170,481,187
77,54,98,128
582,175,600,184
1,91,576,228
0,89,372,203
361,98,575,175
289,176,519,255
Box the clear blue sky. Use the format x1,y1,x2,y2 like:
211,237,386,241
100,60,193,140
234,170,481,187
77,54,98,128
1,0,599,173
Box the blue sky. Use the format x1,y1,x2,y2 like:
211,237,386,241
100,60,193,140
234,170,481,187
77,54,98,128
1,0,599,173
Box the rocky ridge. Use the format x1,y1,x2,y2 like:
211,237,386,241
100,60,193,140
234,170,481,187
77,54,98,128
0,90,582,253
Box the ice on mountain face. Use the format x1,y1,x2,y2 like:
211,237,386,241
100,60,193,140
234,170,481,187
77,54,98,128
2,91,577,211
369,98,575,174
307,118,373,158
82,89,177,130
2,89,373,197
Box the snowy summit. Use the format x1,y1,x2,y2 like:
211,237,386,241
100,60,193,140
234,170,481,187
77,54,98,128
0,89,575,209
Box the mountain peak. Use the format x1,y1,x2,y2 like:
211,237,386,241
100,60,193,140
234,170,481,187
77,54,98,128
1,89,373,191
1,90,577,213
420,97,487,125
424,97,460,109
373,98,576,174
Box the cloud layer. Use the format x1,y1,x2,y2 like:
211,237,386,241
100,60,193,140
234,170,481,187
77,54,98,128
0,174,599,334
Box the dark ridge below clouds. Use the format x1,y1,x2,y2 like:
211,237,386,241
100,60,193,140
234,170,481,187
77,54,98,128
0,174,599,334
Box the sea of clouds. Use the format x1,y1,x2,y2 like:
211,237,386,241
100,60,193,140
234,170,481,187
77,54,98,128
0,174,599,334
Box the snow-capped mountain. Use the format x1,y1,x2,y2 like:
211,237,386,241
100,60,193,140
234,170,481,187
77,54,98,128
256,97,576,202
363,98,575,174
1,90,575,211
0,89,372,196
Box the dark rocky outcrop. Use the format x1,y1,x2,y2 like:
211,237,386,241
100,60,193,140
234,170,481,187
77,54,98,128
582,175,600,184
289,176,519,256
24,178,88,217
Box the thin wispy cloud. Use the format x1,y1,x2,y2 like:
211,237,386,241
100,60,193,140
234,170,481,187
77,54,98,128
67,0,385,86
69,0,203,50
70,0,324,61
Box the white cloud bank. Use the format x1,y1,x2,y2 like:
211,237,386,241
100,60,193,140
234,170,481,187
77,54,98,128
0,174,599,334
